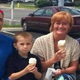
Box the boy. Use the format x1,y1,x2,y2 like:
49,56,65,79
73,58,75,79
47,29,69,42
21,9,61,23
6,32,42,80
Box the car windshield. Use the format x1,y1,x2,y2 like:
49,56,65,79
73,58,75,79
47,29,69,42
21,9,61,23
33,9,45,16
59,7,80,15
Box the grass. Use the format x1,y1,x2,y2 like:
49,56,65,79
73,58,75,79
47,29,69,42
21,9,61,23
77,7,80,9
7,2,38,9
3,23,21,28
16,5,38,9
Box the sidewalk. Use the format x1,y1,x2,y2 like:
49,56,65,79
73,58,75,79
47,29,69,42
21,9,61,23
2,27,23,31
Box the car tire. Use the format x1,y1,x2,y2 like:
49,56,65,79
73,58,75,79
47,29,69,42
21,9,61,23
22,22,28,31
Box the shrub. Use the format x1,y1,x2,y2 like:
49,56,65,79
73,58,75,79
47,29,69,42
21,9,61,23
35,0,53,7
74,1,80,7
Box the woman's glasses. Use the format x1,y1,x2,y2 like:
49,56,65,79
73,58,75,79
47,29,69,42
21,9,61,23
55,22,69,26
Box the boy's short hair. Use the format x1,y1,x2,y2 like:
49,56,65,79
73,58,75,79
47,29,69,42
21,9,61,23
14,31,33,43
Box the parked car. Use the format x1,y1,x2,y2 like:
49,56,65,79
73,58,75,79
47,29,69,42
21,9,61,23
0,0,9,3
64,0,74,6
51,0,58,6
21,6,80,36
51,0,74,6
25,0,34,3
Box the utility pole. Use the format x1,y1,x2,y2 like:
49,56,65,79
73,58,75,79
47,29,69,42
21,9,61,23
10,0,14,25
72,0,74,2
58,0,64,6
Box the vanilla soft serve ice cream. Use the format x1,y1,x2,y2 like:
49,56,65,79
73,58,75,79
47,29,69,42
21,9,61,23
29,58,37,64
58,40,66,50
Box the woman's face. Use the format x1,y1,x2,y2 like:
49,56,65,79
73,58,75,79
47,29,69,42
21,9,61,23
0,13,3,30
53,20,70,35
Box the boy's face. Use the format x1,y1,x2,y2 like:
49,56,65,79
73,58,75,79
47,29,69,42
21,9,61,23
14,36,33,57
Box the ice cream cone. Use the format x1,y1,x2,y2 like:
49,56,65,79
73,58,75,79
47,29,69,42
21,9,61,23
29,58,37,65
58,40,66,50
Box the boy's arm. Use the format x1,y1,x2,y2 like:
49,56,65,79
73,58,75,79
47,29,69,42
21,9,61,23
7,56,29,80
9,64,38,80
9,67,29,80
32,56,42,79
33,68,42,80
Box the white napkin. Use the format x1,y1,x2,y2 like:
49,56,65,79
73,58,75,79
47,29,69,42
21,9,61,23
44,68,57,80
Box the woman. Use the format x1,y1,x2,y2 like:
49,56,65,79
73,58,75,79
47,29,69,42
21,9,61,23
31,11,80,80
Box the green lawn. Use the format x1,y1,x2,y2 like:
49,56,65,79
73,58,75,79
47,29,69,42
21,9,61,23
7,2,38,9
3,23,21,28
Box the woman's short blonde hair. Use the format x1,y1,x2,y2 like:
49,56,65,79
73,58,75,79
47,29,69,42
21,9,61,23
50,11,74,32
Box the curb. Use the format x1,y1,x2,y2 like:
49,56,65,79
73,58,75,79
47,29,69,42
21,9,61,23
2,28,23,31
1,6,26,10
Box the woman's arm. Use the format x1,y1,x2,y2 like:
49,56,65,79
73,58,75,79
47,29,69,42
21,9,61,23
53,60,78,77
77,63,80,70
41,50,66,71
77,58,80,70
33,68,42,79
61,40,80,74
62,60,78,74
41,57,57,70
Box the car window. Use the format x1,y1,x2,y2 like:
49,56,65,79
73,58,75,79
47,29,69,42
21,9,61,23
33,9,45,16
76,9,80,13
43,9,54,16
59,8,80,15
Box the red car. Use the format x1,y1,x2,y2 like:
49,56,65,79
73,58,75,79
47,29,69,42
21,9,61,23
21,6,80,36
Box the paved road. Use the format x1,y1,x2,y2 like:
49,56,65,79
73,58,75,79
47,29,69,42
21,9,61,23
1,28,45,40
1,8,35,22
2,27,79,39
0,4,36,23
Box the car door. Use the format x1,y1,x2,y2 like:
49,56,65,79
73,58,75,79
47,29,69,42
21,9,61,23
27,8,45,30
33,8,55,32
37,8,55,31
28,8,55,32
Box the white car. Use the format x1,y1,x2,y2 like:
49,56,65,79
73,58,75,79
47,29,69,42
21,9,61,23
25,0,34,3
